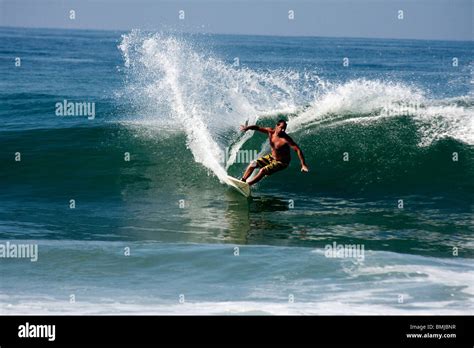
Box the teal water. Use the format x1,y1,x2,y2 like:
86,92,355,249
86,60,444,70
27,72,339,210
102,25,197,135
0,27,473,314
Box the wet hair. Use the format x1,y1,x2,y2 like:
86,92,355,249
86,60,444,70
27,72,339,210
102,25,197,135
277,119,287,130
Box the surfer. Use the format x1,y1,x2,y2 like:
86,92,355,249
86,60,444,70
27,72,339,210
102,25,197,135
240,120,309,185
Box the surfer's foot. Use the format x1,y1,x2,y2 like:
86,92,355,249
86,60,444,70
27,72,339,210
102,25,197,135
240,177,246,182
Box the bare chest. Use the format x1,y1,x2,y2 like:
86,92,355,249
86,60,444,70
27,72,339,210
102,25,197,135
269,134,288,149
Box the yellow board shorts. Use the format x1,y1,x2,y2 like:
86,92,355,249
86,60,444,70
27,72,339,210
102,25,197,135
256,154,289,176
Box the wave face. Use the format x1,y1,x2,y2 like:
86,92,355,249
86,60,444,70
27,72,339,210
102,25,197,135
116,31,473,197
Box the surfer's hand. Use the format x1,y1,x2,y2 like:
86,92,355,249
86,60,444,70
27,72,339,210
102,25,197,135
240,125,248,132
301,165,309,173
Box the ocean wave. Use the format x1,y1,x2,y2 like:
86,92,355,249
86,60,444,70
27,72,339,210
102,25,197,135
2,31,471,197
1,241,472,315
114,31,473,195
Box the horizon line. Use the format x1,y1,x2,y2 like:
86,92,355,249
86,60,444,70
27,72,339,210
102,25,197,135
1,25,472,43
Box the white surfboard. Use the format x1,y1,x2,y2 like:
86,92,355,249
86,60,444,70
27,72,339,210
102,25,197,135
226,175,251,197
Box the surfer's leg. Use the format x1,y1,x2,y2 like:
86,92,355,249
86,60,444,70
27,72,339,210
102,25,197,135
241,161,258,182
247,168,266,186
247,159,289,185
243,154,271,182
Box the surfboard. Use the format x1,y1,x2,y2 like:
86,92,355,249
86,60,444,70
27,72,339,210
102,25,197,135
226,175,251,197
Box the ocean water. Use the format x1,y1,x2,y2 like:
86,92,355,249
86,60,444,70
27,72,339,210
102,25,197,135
0,27,473,314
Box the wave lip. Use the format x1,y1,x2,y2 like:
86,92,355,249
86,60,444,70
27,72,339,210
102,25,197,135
288,79,474,147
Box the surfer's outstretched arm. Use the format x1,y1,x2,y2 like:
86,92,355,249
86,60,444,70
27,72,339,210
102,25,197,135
240,125,272,134
286,135,309,172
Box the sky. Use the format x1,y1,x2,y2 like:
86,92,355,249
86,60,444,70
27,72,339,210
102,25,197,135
0,0,472,40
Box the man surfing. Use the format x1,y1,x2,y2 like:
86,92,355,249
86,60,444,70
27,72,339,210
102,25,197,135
240,120,309,186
